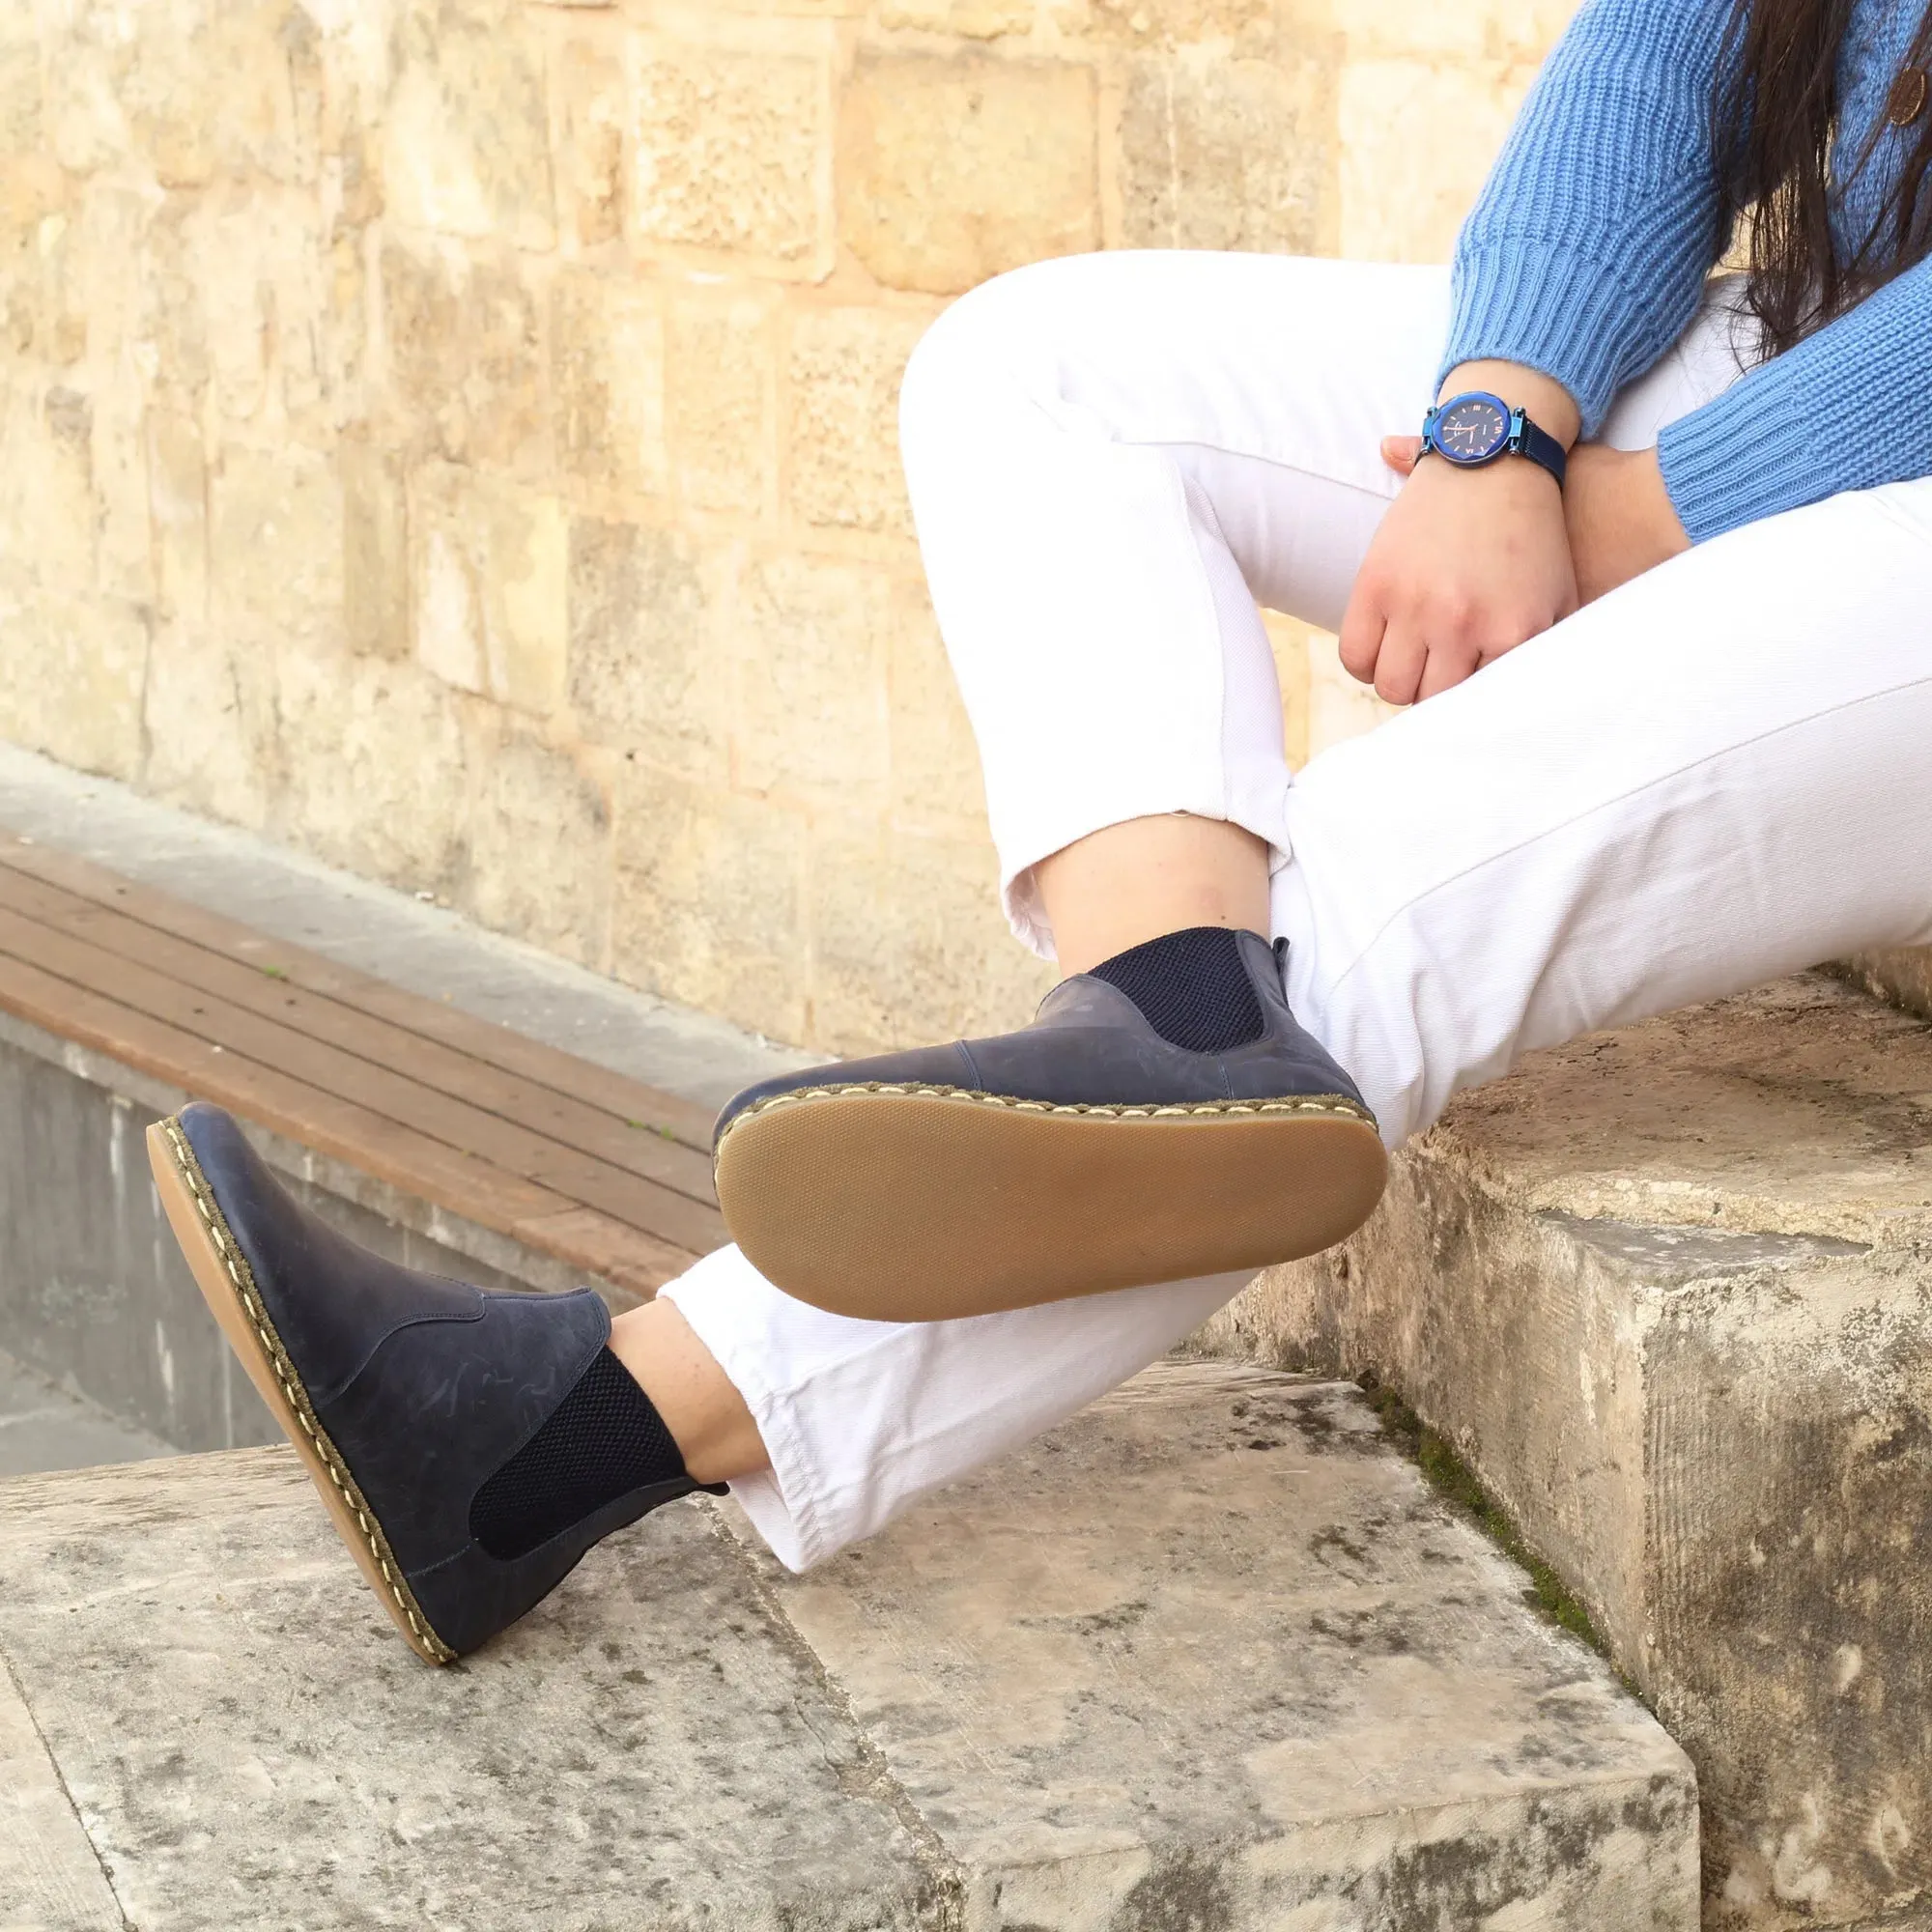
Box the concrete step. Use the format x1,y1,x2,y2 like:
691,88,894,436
1205,975,1932,1930
0,1361,1695,1930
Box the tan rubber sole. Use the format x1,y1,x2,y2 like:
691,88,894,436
713,1085,1389,1322
146,1118,457,1666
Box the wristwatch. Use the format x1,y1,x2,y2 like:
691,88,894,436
1420,391,1568,489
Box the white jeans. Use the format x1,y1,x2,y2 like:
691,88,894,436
666,251,1932,1573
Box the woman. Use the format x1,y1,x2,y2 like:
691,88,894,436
154,0,1932,1662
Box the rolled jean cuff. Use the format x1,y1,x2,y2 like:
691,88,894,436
658,1257,828,1575
997,758,1296,962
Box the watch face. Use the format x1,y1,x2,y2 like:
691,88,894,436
1435,394,1511,465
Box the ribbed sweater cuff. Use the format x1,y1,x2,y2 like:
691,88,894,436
1440,238,1652,437
1656,384,1805,545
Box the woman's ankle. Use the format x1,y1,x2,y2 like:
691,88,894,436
608,1298,770,1486
1035,814,1270,976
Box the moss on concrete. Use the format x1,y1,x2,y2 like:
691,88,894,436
1355,1373,1612,1662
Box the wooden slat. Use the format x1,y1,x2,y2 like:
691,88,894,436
0,948,575,1236
0,905,727,1258
0,865,718,1208
0,839,719,1150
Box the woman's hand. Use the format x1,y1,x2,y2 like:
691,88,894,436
1341,362,1580,706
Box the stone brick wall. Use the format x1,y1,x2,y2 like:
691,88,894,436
0,0,1574,1053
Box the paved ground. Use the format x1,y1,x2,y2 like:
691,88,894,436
0,1345,172,1477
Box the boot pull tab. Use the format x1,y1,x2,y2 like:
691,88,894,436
1272,935,1291,987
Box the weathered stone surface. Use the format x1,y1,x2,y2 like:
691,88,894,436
450,720,612,966
380,234,548,473
567,516,725,781
551,270,668,497
741,1364,1697,1928
667,288,773,513
553,30,626,249
0,1649,122,1932
411,460,570,716
0,582,149,783
210,440,346,650
1837,948,1932,1028
629,39,830,275
886,581,987,835
1120,55,1334,254
1046,0,1278,54
611,762,810,1044
341,440,409,659
1339,55,1536,261
808,813,1053,1052
838,52,1099,296
876,0,1036,36
273,650,469,893
384,0,555,249
0,1452,939,1929
1203,976,1932,1928
729,550,893,808
785,303,927,538
0,1366,1697,1927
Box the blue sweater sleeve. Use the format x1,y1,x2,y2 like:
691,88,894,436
1440,0,1736,437
1658,257,1932,540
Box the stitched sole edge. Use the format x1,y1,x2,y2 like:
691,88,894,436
717,1079,1376,1152
714,1088,1389,1322
147,1117,459,1667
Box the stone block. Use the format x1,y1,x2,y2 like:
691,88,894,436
0,1365,1697,1927
1120,55,1333,254
340,440,409,660
1200,977,1932,1927
411,461,570,718
1044,0,1278,53
808,815,1048,1052
875,0,1036,34
384,0,555,249
837,53,1099,296
629,39,830,276
666,288,773,514
554,31,626,248
551,270,668,497
0,1654,123,1932
0,380,98,596
148,410,210,627
273,648,469,892
0,581,149,783
175,183,338,435
785,304,925,538
611,763,810,1043
1837,947,1932,1027
1340,55,1536,262
380,233,548,474
451,719,613,967
568,516,726,781
1337,0,1575,62
886,581,987,834
0,1453,935,1927
142,629,279,833
210,442,346,651
729,550,893,809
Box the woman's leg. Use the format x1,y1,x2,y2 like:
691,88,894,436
896,248,1448,962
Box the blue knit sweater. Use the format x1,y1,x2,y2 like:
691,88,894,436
1441,0,1932,542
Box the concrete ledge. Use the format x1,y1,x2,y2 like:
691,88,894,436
0,1363,1696,1929
1202,977,1932,1928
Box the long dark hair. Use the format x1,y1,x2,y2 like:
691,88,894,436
1717,0,1932,354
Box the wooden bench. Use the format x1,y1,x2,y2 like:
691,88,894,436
0,837,726,1298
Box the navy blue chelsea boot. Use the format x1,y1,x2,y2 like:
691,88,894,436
713,927,1386,1323
148,1103,723,1664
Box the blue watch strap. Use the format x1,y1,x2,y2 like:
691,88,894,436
1508,411,1569,489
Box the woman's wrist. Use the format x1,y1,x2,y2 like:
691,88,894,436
1438,360,1582,451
